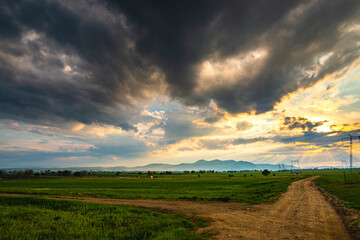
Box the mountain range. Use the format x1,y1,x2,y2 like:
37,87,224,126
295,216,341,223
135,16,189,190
116,159,294,171
3,159,296,172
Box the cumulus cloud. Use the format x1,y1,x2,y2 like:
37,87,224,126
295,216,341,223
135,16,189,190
281,117,327,132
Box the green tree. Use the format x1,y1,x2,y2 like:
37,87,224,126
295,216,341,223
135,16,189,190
0,170,7,178
262,169,271,177
24,169,34,177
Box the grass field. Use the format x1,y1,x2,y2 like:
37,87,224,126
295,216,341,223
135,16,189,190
0,172,304,204
314,170,360,229
1,170,359,238
314,171,360,210
0,196,208,240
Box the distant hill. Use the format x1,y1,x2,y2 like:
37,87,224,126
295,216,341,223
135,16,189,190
3,159,295,172
119,159,294,171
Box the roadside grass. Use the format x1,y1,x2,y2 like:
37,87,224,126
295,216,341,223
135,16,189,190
314,170,360,210
0,172,303,204
314,170,360,230
0,196,208,240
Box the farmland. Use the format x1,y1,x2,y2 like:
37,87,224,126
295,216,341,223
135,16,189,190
0,169,359,239
0,196,208,240
314,170,360,210
314,170,360,232
0,172,305,204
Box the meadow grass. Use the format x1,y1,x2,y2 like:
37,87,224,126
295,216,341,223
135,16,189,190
1,170,358,238
0,172,303,204
314,170,360,210
0,196,208,240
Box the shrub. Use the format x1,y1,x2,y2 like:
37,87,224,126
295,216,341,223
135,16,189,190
262,169,271,177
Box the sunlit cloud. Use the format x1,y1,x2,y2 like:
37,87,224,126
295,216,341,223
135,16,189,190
196,48,269,93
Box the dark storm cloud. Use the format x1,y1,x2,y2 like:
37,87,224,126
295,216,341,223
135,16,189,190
281,117,327,132
0,9,20,39
277,129,360,147
0,0,161,130
108,0,360,113
208,0,360,114
0,0,359,129
107,0,303,106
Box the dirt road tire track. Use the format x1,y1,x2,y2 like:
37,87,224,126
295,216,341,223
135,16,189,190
0,177,351,240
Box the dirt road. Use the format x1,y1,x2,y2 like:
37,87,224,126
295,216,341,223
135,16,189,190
0,177,350,240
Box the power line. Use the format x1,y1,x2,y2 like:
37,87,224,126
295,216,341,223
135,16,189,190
277,162,286,171
341,134,360,174
290,160,300,172
341,159,347,169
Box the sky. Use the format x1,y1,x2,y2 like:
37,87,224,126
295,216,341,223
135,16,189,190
1,0,360,168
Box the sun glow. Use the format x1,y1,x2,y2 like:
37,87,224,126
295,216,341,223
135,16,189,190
196,48,268,92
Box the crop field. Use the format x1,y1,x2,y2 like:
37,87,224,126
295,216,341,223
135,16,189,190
0,196,207,240
0,172,305,204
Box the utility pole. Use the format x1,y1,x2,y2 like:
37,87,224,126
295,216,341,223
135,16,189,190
290,160,300,173
350,135,352,174
342,134,360,174
341,160,347,169
277,162,286,171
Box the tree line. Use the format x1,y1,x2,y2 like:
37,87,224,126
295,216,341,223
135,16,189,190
0,169,97,179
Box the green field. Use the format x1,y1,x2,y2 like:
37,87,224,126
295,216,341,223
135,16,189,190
1,170,359,239
314,171,360,210
0,196,207,240
314,170,360,230
0,172,304,204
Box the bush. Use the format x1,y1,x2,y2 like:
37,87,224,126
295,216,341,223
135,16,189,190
262,169,271,177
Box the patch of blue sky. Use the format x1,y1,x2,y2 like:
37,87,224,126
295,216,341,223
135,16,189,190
319,52,333,65
337,65,360,97
339,100,360,112
337,65,360,112
146,99,182,113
